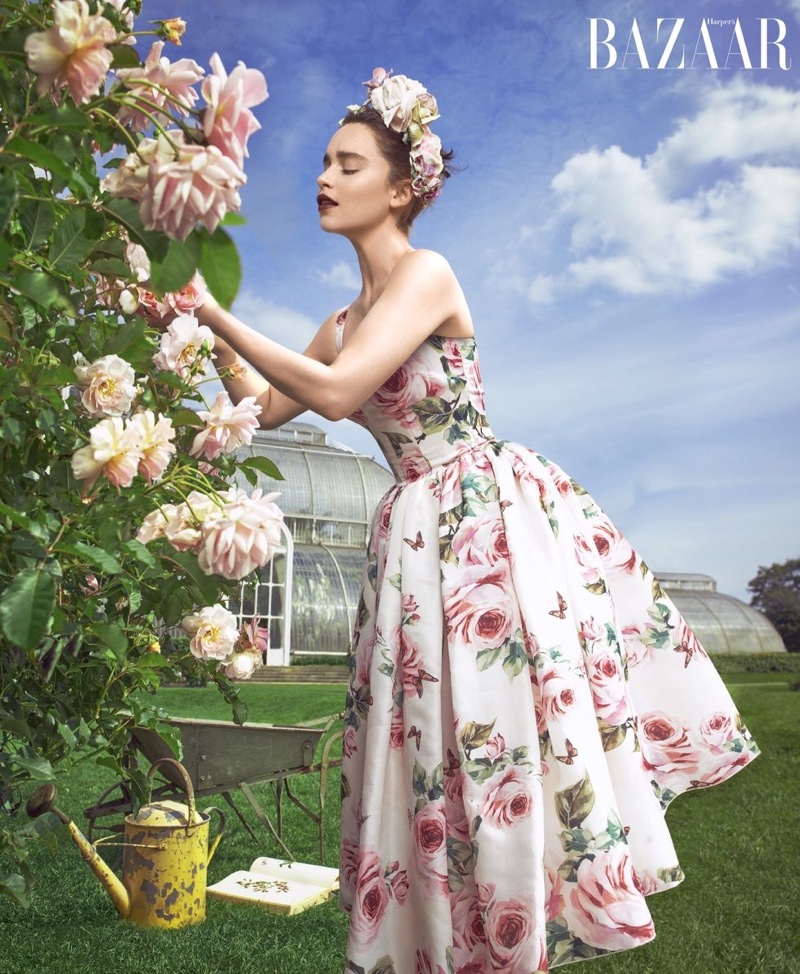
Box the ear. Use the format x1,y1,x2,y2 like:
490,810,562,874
389,179,414,210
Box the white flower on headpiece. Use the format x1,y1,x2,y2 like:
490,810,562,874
368,73,427,135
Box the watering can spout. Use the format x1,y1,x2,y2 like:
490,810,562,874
26,783,131,919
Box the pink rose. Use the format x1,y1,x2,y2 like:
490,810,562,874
621,624,653,668
127,410,176,483
484,733,506,761
587,651,628,725
451,887,487,954
400,454,431,482
343,726,357,759
202,53,268,170
197,488,283,580
538,666,578,723
139,135,245,242
348,849,390,946
640,711,700,779
545,864,565,922
153,314,215,380
376,496,393,539
181,603,239,661
139,273,208,320
444,566,516,651
578,616,604,646
115,41,203,132
431,459,462,512
387,864,409,904
699,712,734,750
480,767,535,829
71,416,142,489
372,358,445,426
573,533,603,586
24,0,116,104
443,767,470,842
190,392,262,460
412,799,448,895
451,513,509,568
414,947,446,974
394,626,429,697
485,896,542,973
102,135,175,200
592,518,637,575
73,354,137,418
569,844,654,950
389,708,405,751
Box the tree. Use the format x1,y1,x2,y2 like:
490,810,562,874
0,0,281,903
747,558,800,653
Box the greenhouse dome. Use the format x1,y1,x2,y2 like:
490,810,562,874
230,423,393,663
656,573,786,655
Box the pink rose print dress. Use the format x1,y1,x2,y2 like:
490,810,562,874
335,310,758,974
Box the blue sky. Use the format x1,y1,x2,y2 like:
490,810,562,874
138,0,799,601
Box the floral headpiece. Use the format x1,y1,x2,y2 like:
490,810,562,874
343,67,445,203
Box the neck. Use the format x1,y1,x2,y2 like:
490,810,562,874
347,225,414,311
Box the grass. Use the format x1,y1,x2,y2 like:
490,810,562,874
1,677,798,974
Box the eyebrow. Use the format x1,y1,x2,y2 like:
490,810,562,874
322,150,369,165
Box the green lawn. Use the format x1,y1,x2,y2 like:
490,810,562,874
1,678,797,974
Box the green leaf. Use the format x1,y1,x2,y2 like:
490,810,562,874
2,269,61,309
110,43,141,69
555,775,596,831
220,212,247,227
49,209,95,269
102,317,148,357
0,169,18,235
14,754,54,780
411,395,459,434
18,200,57,251
149,233,200,293
459,719,496,755
239,455,284,481
2,136,93,197
168,549,228,603
102,198,169,262
54,541,122,574
597,718,628,752
198,225,241,309
89,257,132,278
94,621,129,658
0,872,29,907
0,569,56,650
26,105,90,131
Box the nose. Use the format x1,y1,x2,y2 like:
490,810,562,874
317,165,332,190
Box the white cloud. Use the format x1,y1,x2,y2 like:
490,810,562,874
545,79,800,296
316,260,360,290
230,291,319,350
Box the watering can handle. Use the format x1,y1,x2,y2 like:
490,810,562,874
147,757,196,825
204,805,226,863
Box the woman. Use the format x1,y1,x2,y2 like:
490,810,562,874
197,69,758,974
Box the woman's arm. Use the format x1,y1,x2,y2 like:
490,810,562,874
197,250,466,424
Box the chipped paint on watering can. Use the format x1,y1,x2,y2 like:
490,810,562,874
122,760,225,928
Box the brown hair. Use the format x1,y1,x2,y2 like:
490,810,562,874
339,105,454,234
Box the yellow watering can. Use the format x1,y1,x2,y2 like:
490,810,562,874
27,757,224,928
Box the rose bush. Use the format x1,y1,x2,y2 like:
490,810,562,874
0,0,281,903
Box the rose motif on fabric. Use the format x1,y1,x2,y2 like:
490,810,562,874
484,896,544,973
591,518,637,574
538,665,579,724
444,566,516,651
640,711,701,779
587,650,629,725
568,844,655,950
348,848,392,946
412,798,449,895
451,513,510,569
480,766,535,829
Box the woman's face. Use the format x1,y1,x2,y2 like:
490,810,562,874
317,123,407,235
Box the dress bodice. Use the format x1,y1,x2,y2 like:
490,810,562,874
335,309,496,483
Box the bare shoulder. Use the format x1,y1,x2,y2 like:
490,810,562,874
388,249,458,294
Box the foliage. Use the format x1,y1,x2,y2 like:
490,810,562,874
0,1,274,903
747,557,800,653
707,652,800,673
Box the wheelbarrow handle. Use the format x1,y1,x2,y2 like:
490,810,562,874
147,757,196,824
